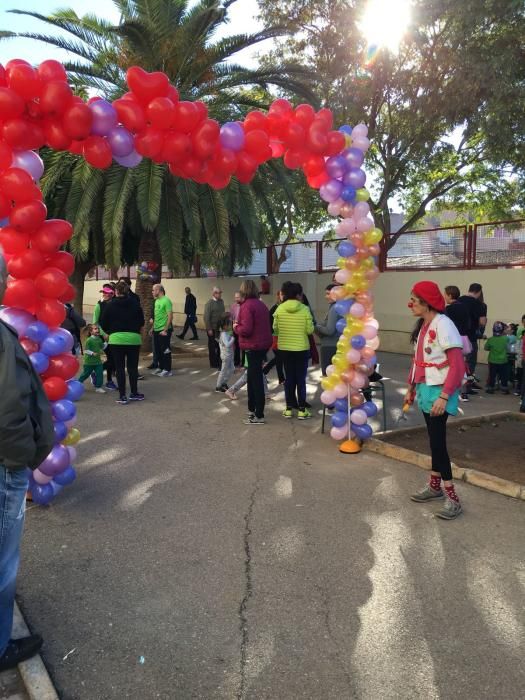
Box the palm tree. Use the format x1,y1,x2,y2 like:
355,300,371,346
4,0,317,324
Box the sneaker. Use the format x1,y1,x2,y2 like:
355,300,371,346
105,381,117,390
466,388,478,395
95,387,106,394
470,381,483,390
176,334,184,340
191,336,199,340
282,409,293,419
129,393,145,401
137,374,145,381
410,485,445,502
459,394,469,402
513,390,521,396
90,371,96,386
225,389,237,400
159,370,173,377
116,396,128,405
297,409,311,420
243,416,265,425
151,368,163,376
0,635,43,671
215,386,227,392
247,411,255,418
304,401,312,409
436,498,462,520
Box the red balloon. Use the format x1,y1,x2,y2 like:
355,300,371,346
0,87,25,120
316,108,334,129
193,100,207,123
0,64,6,87
192,119,220,159
7,248,46,278
7,63,41,100
57,282,76,303
167,85,180,104
62,103,93,140
307,123,329,153
83,136,113,169
43,376,68,402
35,267,69,298
283,149,308,169
0,227,30,255
269,98,293,116
31,219,72,253
20,338,39,355
303,154,326,177
294,104,316,128
243,111,268,132
44,119,72,150
270,141,285,158
10,199,47,233
47,250,75,276
2,118,34,150
126,66,169,104
69,140,84,155
0,140,13,169
43,353,79,381
35,298,66,327
307,171,330,189
244,130,270,161
113,98,147,134
146,97,176,130
135,129,164,159
173,101,198,133
42,219,73,245
161,132,192,162
284,122,306,149
0,168,36,200
212,148,237,175
326,130,346,157
37,60,67,83
0,192,10,219
267,113,291,140
236,151,257,175
39,80,73,116
3,278,38,312
180,157,201,179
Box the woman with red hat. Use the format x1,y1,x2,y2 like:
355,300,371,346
405,281,465,519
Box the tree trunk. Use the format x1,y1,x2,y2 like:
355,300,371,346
71,259,95,317
135,229,162,350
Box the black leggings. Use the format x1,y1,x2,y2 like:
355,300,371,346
423,412,452,481
111,344,140,397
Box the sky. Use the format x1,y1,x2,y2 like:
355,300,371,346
0,0,264,67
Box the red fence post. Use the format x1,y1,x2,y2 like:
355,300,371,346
266,245,274,276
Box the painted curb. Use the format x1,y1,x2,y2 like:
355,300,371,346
365,415,525,501
12,603,59,700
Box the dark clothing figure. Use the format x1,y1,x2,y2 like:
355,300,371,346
61,303,86,355
179,293,198,340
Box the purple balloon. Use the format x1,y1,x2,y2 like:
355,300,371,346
352,423,373,441
320,178,344,203
350,334,366,350
343,168,366,189
39,444,70,477
336,318,346,334
362,401,378,418
52,399,76,422
0,307,34,336
11,150,45,181
326,155,347,179
89,99,118,136
52,328,74,352
66,446,77,464
115,149,142,168
66,380,85,402
25,321,49,344
342,147,364,170
107,126,134,157
31,482,54,505
53,421,68,442
54,465,76,486
331,411,348,428
219,122,245,152
41,332,68,357
29,351,49,374
338,241,356,257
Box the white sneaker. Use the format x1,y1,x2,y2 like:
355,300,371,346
95,387,106,394
159,370,173,377
151,368,162,375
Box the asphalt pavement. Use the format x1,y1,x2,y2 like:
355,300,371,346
16,354,525,699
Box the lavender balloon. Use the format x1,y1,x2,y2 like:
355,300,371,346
343,168,367,189
326,155,347,179
11,150,44,181
54,466,76,486
108,126,134,157
89,99,118,136
25,321,49,344
115,150,142,168
219,122,245,152
342,147,364,170
0,307,34,336
320,178,344,203
29,351,49,374
66,446,77,464
38,444,70,477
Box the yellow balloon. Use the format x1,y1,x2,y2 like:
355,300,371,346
333,354,347,371
336,256,347,269
344,134,352,147
364,227,383,245
63,427,81,446
321,377,333,391
356,187,370,202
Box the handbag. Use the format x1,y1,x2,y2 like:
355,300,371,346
461,335,472,356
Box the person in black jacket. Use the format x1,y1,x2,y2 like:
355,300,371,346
176,287,199,340
0,252,54,670
100,281,145,404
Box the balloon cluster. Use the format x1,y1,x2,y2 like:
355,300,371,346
136,260,159,282
317,124,383,444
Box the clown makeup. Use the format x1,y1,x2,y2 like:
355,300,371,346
408,295,426,317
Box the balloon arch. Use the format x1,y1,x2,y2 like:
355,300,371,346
0,59,382,503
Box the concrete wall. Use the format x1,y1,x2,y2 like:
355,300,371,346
83,267,525,363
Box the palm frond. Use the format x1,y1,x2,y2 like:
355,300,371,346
66,161,105,260
198,185,230,258
102,165,135,267
223,177,240,226
157,175,184,271
135,159,165,231
175,178,201,243
237,182,261,245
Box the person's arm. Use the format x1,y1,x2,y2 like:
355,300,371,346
316,306,337,336
236,305,254,338
93,303,101,324
305,308,315,336
272,311,279,337
161,300,173,335
484,338,491,351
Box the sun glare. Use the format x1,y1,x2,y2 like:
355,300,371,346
357,0,412,54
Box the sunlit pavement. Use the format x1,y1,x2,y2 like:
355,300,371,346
17,354,525,699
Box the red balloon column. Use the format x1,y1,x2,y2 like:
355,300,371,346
0,59,381,497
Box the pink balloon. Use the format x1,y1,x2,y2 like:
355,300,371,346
321,389,337,405
327,199,343,216
368,318,379,329
362,324,378,340
356,216,374,233
354,201,370,218
351,372,366,390
33,468,53,484
333,382,348,399
326,364,336,376
346,348,361,363
331,425,348,441
335,268,351,284
352,124,368,138
340,202,354,218
350,303,365,318
361,346,375,360
368,336,380,350
351,409,367,425
336,219,356,237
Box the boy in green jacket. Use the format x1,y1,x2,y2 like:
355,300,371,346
273,281,314,419
78,324,106,393
485,321,510,394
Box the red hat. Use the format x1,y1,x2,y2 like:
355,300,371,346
412,281,445,312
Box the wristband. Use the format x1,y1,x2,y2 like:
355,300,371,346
439,394,448,400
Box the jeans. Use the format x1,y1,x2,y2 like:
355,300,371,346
246,349,267,418
423,412,452,481
111,344,140,397
487,362,509,388
180,316,198,339
0,467,29,655
217,354,235,388
281,350,309,410
153,330,172,372
78,364,103,387
207,332,221,369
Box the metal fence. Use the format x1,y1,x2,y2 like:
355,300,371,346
87,218,525,280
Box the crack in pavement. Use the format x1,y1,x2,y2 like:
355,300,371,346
314,583,355,693
237,475,260,700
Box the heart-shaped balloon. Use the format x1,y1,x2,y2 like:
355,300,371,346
126,67,169,104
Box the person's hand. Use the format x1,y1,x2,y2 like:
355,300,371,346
148,329,153,337
430,397,447,417
207,329,214,337
403,387,415,406
160,330,167,336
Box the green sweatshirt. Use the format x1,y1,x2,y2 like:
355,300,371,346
484,335,508,364
83,335,105,366
273,299,314,351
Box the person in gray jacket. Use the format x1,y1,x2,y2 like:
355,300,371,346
0,251,54,671
315,283,339,376
203,286,225,369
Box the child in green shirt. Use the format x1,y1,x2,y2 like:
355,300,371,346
78,324,106,392
484,322,510,394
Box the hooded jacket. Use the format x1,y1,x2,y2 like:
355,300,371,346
273,299,314,352
236,297,272,351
